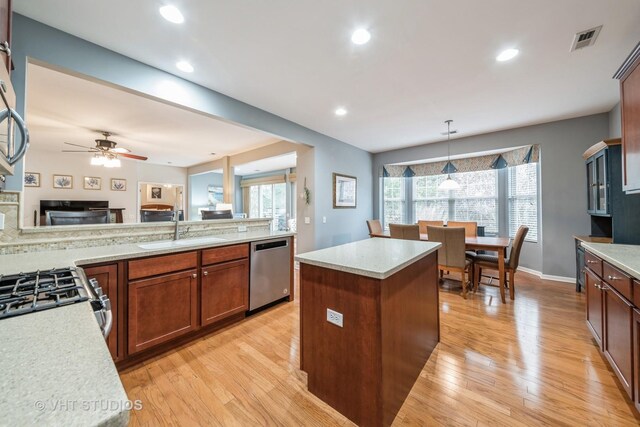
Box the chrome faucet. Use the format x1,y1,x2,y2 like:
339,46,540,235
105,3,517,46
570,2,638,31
173,211,189,241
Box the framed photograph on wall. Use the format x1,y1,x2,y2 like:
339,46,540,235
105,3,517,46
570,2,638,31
24,172,40,187
110,178,127,191
53,174,73,189
333,173,357,208
83,176,102,190
207,185,223,205
151,186,162,199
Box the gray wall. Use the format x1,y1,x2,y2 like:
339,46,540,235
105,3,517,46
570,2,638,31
188,172,223,220
609,102,622,138
372,114,610,278
8,14,373,253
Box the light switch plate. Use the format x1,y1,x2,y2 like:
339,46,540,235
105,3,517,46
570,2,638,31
304,217,311,224
327,308,343,327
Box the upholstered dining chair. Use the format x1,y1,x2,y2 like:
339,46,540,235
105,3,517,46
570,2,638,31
389,224,421,240
446,221,478,237
471,225,529,300
427,226,473,298
366,219,383,237
417,220,444,234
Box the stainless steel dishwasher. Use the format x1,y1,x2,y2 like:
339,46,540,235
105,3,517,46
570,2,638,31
249,237,291,311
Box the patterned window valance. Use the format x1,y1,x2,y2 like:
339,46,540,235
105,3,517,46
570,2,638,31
383,145,539,178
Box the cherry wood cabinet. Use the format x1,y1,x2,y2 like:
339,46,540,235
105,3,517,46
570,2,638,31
633,308,640,412
201,259,248,326
585,267,604,347
128,269,198,354
603,284,634,398
83,263,119,360
615,43,640,193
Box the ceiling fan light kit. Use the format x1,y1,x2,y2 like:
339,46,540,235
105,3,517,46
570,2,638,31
62,131,148,168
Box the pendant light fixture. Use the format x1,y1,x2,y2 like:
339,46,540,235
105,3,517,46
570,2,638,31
438,120,460,191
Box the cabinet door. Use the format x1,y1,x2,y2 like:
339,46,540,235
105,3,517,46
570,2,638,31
585,268,603,347
128,269,198,354
586,158,596,213
603,284,634,399
201,259,249,326
576,243,585,292
0,0,11,73
621,56,640,192
633,309,640,413
594,152,608,214
83,264,119,360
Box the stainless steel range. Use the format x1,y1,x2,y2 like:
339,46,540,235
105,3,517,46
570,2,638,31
0,267,112,337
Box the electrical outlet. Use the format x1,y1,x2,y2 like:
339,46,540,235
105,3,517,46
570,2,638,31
304,217,311,224
326,308,343,327
0,212,4,230
238,225,247,232
322,216,327,223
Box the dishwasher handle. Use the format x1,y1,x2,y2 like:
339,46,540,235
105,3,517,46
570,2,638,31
253,239,289,252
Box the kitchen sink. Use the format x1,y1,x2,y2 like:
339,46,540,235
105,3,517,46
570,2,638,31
174,236,227,246
138,236,227,250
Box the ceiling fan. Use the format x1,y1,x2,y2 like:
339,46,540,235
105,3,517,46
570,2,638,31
62,131,148,167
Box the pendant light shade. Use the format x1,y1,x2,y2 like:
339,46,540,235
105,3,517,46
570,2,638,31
438,120,460,191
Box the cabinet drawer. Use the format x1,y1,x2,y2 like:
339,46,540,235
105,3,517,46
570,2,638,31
202,244,248,266
585,251,603,277
128,251,198,280
603,262,633,302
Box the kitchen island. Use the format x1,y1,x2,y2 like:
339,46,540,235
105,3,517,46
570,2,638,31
296,237,441,427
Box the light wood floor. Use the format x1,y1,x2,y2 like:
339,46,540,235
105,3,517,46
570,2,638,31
120,271,640,426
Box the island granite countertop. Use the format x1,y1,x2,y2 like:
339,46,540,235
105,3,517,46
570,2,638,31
295,237,441,279
580,242,640,279
0,229,295,426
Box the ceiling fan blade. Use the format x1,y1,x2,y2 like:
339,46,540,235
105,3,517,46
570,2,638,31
111,147,131,154
64,142,96,150
61,150,95,153
120,153,148,161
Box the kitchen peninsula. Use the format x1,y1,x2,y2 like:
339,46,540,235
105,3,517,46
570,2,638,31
296,238,441,427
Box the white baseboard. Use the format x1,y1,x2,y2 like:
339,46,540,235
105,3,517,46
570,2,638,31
517,266,575,284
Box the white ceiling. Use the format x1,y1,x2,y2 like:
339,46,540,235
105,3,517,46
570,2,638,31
16,1,640,153
26,63,280,167
235,152,297,176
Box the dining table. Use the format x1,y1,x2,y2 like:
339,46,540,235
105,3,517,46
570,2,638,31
371,232,512,303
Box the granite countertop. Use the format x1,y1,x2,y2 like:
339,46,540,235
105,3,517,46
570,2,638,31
0,303,130,426
295,237,441,279
0,229,294,426
581,242,640,278
0,229,295,274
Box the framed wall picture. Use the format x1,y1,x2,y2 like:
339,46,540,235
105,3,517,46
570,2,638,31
24,172,40,187
151,186,162,199
207,185,223,205
83,176,102,190
53,174,73,189
111,178,127,191
333,173,357,208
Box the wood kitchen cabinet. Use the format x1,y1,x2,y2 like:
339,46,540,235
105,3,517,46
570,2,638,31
603,284,634,399
83,263,119,360
128,269,198,354
615,43,640,194
201,259,249,326
585,267,604,347
633,308,640,412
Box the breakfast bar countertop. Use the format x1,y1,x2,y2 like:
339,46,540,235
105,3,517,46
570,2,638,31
295,237,441,279
580,242,640,279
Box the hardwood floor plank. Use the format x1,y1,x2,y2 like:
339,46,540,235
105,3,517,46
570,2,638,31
121,271,640,426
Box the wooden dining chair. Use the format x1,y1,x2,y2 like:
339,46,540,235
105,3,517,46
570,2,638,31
366,219,383,237
417,220,444,234
446,221,478,237
471,226,529,300
389,224,421,240
427,226,473,298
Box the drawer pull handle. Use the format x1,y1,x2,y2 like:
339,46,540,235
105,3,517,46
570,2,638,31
586,260,597,264
607,275,620,281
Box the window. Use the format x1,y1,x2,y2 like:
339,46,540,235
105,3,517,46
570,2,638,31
508,163,538,241
382,177,405,228
412,170,499,234
248,183,287,231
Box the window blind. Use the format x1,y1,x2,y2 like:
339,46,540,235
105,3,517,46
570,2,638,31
508,163,538,242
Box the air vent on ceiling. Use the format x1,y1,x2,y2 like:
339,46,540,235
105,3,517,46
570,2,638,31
570,25,602,52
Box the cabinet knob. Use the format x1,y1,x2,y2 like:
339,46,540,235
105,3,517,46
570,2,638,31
203,271,209,276
192,273,197,279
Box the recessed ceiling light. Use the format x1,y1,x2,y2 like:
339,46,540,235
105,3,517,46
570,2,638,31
351,28,371,45
335,107,348,116
496,48,519,62
176,61,194,73
159,5,184,24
